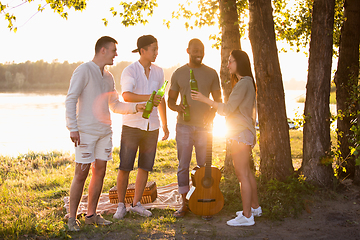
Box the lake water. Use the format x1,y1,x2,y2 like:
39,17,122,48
0,90,318,157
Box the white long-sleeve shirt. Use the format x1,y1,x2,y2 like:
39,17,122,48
66,61,137,136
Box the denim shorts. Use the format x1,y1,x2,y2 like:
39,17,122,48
75,132,113,164
229,129,255,148
175,123,208,194
119,125,159,171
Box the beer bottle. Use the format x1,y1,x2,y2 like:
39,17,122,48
189,69,198,91
142,91,156,119
183,94,190,121
156,80,168,97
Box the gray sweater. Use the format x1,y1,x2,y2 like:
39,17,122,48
65,61,137,136
217,76,256,144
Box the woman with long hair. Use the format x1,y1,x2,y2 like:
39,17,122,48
191,50,261,226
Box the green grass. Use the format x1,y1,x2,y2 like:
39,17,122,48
0,133,322,239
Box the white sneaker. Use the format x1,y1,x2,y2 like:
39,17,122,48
113,202,127,219
227,213,255,226
236,206,262,217
130,202,152,217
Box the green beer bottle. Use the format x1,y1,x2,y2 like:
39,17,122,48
189,69,198,91
156,80,168,97
183,94,190,122
142,91,156,119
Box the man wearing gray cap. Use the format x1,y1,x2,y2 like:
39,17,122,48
113,35,169,219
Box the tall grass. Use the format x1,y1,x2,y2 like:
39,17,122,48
0,152,72,239
0,133,317,239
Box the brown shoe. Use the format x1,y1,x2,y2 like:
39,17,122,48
68,217,81,231
85,214,112,226
174,205,189,218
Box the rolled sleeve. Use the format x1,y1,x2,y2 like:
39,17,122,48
121,67,136,93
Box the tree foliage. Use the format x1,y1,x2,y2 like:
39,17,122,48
171,0,219,28
0,0,87,32
273,0,345,54
169,0,248,49
107,0,157,27
0,0,158,32
168,0,345,54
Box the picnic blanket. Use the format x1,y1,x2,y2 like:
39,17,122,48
63,182,183,219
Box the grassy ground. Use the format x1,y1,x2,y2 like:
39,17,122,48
0,131,322,239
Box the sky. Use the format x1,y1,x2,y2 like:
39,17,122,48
0,0,312,84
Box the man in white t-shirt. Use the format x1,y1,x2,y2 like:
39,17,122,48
113,35,169,219
65,36,144,231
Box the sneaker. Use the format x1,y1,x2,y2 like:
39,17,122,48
227,213,255,226
85,214,112,226
113,202,127,219
68,217,81,231
236,206,262,217
130,202,152,217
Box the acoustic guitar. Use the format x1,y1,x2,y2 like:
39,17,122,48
187,112,224,216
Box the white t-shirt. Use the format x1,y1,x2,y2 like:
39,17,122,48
121,61,165,131
65,61,137,136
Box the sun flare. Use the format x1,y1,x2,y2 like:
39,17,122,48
212,115,227,138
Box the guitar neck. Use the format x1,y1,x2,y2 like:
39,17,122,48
205,127,213,178
203,107,216,178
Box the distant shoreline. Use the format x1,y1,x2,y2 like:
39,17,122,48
0,89,68,95
1,88,305,96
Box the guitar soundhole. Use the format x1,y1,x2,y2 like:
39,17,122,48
201,177,213,188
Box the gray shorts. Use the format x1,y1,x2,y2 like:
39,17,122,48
119,125,159,171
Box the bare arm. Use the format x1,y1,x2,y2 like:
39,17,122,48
123,91,162,107
211,89,222,103
122,92,151,103
191,90,220,109
191,89,222,109
158,98,169,140
191,89,221,127
167,89,185,114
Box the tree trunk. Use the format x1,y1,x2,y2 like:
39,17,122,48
219,0,241,102
248,0,293,181
219,0,241,173
334,0,360,181
355,112,360,185
300,0,335,187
